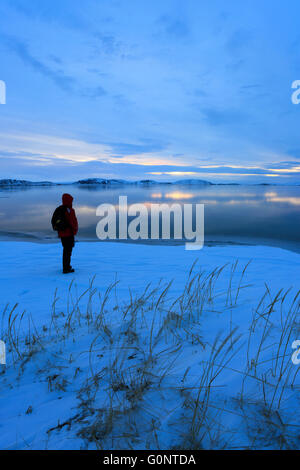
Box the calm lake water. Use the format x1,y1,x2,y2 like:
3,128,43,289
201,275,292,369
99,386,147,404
0,184,300,252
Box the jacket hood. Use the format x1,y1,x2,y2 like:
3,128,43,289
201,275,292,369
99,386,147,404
62,193,73,208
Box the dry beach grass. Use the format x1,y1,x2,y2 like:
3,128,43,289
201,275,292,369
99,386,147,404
0,260,300,450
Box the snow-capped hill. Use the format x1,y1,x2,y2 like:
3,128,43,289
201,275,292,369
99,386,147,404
75,178,130,185
137,179,157,185
76,179,170,185
0,179,55,186
174,179,213,185
136,179,173,185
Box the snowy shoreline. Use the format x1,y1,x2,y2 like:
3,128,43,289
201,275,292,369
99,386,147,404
1,231,300,256
0,241,299,449
1,240,299,311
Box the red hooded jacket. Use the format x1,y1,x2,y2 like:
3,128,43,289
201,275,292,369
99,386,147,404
58,193,78,238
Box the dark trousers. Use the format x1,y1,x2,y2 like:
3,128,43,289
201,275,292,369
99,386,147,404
60,236,74,271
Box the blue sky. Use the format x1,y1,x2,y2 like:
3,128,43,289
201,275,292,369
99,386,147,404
0,0,300,183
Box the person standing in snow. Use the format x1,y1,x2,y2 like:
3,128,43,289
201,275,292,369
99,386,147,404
56,193,78,274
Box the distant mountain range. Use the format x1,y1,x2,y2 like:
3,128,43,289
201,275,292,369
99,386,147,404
0,178,281,187
0,179,57,186
75,178,215,186
0,178,214,187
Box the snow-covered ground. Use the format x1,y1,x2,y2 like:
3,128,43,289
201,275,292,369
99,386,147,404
0,240,299,449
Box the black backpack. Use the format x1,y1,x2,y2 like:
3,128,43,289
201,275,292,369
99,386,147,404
51,205,68,231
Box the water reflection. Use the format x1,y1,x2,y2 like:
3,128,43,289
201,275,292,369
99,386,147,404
265,192,300,206
0,184,299,251
164,192,194,200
